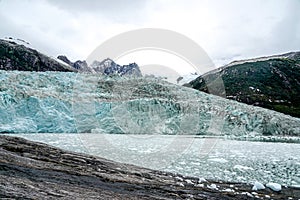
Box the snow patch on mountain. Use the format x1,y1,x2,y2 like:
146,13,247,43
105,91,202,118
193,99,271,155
177,72,199,85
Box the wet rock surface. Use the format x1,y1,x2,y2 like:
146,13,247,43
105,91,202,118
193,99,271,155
0,135,299,199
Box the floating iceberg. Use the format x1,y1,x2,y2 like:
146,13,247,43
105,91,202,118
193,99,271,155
266,182,281,192
0,70,299,137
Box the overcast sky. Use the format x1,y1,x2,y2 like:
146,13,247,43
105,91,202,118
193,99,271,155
0,0,299,67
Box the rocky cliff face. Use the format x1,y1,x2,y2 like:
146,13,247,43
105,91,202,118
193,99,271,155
57,55,73,66
57,55,93,72
185,52,300,118
91,58,142,77
0,39,141,76
0,39,76,72
57,56,142,76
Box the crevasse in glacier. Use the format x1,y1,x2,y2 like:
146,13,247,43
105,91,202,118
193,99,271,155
0,70,299,137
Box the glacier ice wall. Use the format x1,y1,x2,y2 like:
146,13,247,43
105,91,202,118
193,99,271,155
0,70,299,137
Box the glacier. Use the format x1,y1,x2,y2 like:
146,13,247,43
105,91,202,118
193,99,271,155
0,70,299,138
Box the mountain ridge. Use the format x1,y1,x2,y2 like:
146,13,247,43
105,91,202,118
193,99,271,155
0,39,76,72
0,38,142,77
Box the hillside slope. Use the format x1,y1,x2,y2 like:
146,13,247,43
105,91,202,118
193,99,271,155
0,38,142,76
0,39,76,72
185,52,300,117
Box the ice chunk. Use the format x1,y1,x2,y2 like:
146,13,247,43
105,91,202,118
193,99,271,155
198,178,207,183
175,176,183,182
252,181,265,190
207,184,217,190
177,182,184,187
241,192,253,197
208,158,228,163
233,165,254,171
266,182,281,192
222,188,234,192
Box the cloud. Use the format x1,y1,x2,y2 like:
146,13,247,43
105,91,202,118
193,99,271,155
0,0,145,60
46,0,145,20
137,0,300,65
265,0,300,52
46,0,142,13
0,0,299,67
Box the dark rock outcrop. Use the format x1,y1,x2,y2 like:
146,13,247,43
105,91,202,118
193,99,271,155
73,60,88,70
58,55,142,76
0,39,76,72
91,58,142,77
57,55,91,72
185,52,300,117
57,55,73,66
0,38,141,76
1,135,299,199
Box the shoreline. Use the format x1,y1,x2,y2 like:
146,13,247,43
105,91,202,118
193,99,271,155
0,135,299,199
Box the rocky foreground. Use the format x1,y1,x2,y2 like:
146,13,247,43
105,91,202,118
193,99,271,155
0,136,299,199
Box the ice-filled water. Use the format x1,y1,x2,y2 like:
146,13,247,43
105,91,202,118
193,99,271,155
10,133,300,187
0,70,299,137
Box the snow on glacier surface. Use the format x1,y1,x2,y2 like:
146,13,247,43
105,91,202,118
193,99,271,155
0,70,299,138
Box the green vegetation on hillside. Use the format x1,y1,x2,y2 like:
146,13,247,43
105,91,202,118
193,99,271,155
186,53,300,118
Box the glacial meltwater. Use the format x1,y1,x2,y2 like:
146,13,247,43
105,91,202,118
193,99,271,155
9,133,300,187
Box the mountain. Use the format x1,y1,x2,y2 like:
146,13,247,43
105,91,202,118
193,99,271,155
185,52,300,118
0,38,141,76
58,56,142,77
57,55,93,72
0,70,299,139
0,39,76,72
91,58,142,76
